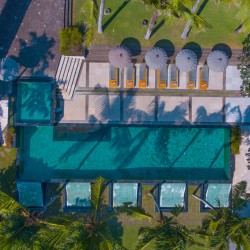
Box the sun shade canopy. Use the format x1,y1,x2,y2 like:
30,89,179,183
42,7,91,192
66,182,91,207
205,183,231,208
109,46,132,68
113,183,138,207
160,183,186,207
207,50,228,72
176,49,197,72
0,57,19,81
145,47,168,69
17,181,43,207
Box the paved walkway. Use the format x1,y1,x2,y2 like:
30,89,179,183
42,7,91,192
5,0,64,77
233,126,250,193
86,46,242,65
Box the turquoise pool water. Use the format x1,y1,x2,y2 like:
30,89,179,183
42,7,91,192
19,126,230,180
16,81,53,124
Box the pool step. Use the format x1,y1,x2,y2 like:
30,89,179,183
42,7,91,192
55,55,84,100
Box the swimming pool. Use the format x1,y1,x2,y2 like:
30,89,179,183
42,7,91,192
18,126,230,181
16,81,54,124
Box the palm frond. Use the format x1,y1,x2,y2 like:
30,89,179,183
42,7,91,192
84,0,98,24
0,191,27,214
232,181,250,210
91,176,107,220
116,204,153,220
171,205,184,217
136,226,159,250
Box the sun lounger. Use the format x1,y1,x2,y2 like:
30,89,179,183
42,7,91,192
139,63,148,88
157,66,168,89
126,63,135,88
170,65,179,89
109,64,119,88
199,66,209,90
187,68,196,89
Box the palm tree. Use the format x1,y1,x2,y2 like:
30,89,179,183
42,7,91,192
195,181,250,250
97,0,106,34
143,0,212,40
45,177,152,250
175,0,212,39
83,0,99,47
142,0,168,40
136,209,199,249
219,0,250,34
180,0,202,39
0,191,66,249
136,188,199,250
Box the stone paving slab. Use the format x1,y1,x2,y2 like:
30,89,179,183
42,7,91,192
123,95,155,122
77,62,87,88
158,96,189,123
62,95,86,122
192,97,224,123
225,97,250,123
178,71,187,89
88,94,120,122
89,62,109,88
226,66,242,91
209,70,223,90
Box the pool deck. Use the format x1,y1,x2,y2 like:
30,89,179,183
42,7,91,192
56,57,250,190
76,62,241,91
3,0,64,77
59,93,250,126
233,126,250,192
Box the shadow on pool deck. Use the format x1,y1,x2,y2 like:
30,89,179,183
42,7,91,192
12,32,55,78
0,0,31,58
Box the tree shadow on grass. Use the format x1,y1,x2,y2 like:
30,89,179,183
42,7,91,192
154,39,175,57
196,0,209,16
120,37,141,56
103,0,130,32
212,43,232,59
151,19,165,38
183,42,202,60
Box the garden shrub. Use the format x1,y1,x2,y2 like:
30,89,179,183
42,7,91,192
231,126,241,154
59,27,84,56
238,34,250,96
4,126,15,148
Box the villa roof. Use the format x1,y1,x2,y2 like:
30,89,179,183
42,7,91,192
207,50,228,72
0,57,19,81
176,49,197,72
109,46,132,68
145,47,168,69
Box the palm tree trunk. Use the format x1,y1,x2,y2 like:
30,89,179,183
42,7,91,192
181,0,202,39
144,10,159,40
234,24,243,35
97,0,105,34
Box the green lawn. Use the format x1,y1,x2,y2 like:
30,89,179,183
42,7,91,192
73,0,245,49
0,147,16,197
120,185,208,249
0,147,16,172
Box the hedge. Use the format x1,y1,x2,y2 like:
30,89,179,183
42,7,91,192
231,126,241,155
